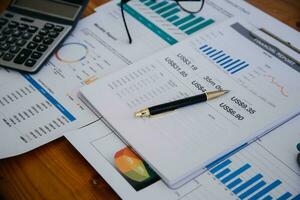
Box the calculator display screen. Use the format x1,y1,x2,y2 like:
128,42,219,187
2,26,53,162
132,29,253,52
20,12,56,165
13,0,81,20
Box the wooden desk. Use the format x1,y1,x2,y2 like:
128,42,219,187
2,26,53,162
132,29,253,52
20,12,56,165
0,1,299,199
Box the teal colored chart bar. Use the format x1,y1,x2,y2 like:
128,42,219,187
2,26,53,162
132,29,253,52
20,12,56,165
179,17,204,30
173,14,195,26
162,8,181,18
123,4,178,45
139,0,148,2
185,19,215,35
167,15,180,22
150,1,168,10
156,3,177,14
145,0,156,6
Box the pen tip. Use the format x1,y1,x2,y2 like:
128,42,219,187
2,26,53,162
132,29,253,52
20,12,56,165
223,90,230,94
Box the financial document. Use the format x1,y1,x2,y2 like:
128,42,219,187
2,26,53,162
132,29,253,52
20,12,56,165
96,0,300,48
65,115,300,200
79,18,300,187
1,0,299,158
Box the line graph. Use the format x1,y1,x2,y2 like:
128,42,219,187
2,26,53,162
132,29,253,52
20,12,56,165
264,75,288,97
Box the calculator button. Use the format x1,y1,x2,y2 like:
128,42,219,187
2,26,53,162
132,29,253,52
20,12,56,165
16,39,26,47
22,32,32,40
14,49,32,64
4,13,13,18
39,28,49,36
8,21,18,28
31,51,42,59
0,43,10,51
12,29,21,37
27,42,38,49
20,17,34,23
33,35,43,43
54,25,64,32
37,44,48,52
44,23,54,29
6,36,16,44
0,18,8,25
3,27,12,35
3,53,14,61
28,26,38,33
0,34,6,41
43,38,53,45
10,46,20,54
25,59,36,67
18,23,28,30
49,31,59,38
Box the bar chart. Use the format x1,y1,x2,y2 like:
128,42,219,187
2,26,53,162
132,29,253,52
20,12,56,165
207,146,300,200
142,0,215,35
122,0,216,44
199,44,249,74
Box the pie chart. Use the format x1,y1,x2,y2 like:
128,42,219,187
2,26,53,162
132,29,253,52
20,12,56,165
55,42,88,63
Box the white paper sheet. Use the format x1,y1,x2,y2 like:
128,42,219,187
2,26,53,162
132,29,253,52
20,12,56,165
0,0,246,158
65,115,300,200
79,18,300,187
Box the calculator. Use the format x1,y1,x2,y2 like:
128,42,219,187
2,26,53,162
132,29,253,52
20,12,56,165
0,0,88,73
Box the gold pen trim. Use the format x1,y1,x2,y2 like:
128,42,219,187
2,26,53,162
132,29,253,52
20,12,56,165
135,108,150,117
206,90,229,100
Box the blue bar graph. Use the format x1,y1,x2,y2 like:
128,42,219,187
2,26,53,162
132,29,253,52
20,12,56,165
210,50,223,58
262,195,273,200
223,59,241,69
215,168,231,179
210,159,232,174
199,44,249,74
206,49,217,56
291,193,300,200
239,181,266,199
221,164,251,184
248,180,282,200
227,178,242,189
277,192,292,200
213,53,225,61
208,158,300,200
233,174,263,194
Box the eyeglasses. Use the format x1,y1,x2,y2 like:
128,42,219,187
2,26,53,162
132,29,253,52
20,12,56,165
120,0,205,44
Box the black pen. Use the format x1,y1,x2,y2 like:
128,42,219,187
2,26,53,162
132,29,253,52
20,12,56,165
135,90,229,117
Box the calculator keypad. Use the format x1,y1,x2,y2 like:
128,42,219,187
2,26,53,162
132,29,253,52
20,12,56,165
0,12,69,72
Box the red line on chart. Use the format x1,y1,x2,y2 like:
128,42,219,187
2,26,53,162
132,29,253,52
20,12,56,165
264,75,288,97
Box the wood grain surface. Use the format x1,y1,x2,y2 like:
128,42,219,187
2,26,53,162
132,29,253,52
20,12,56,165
0,0,299,199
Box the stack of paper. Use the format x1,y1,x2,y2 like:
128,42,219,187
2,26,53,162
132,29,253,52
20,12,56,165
78,18,300,188
2,0,300,199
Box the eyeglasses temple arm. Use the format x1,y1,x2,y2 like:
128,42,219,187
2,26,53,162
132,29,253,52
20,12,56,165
121,1,132,44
